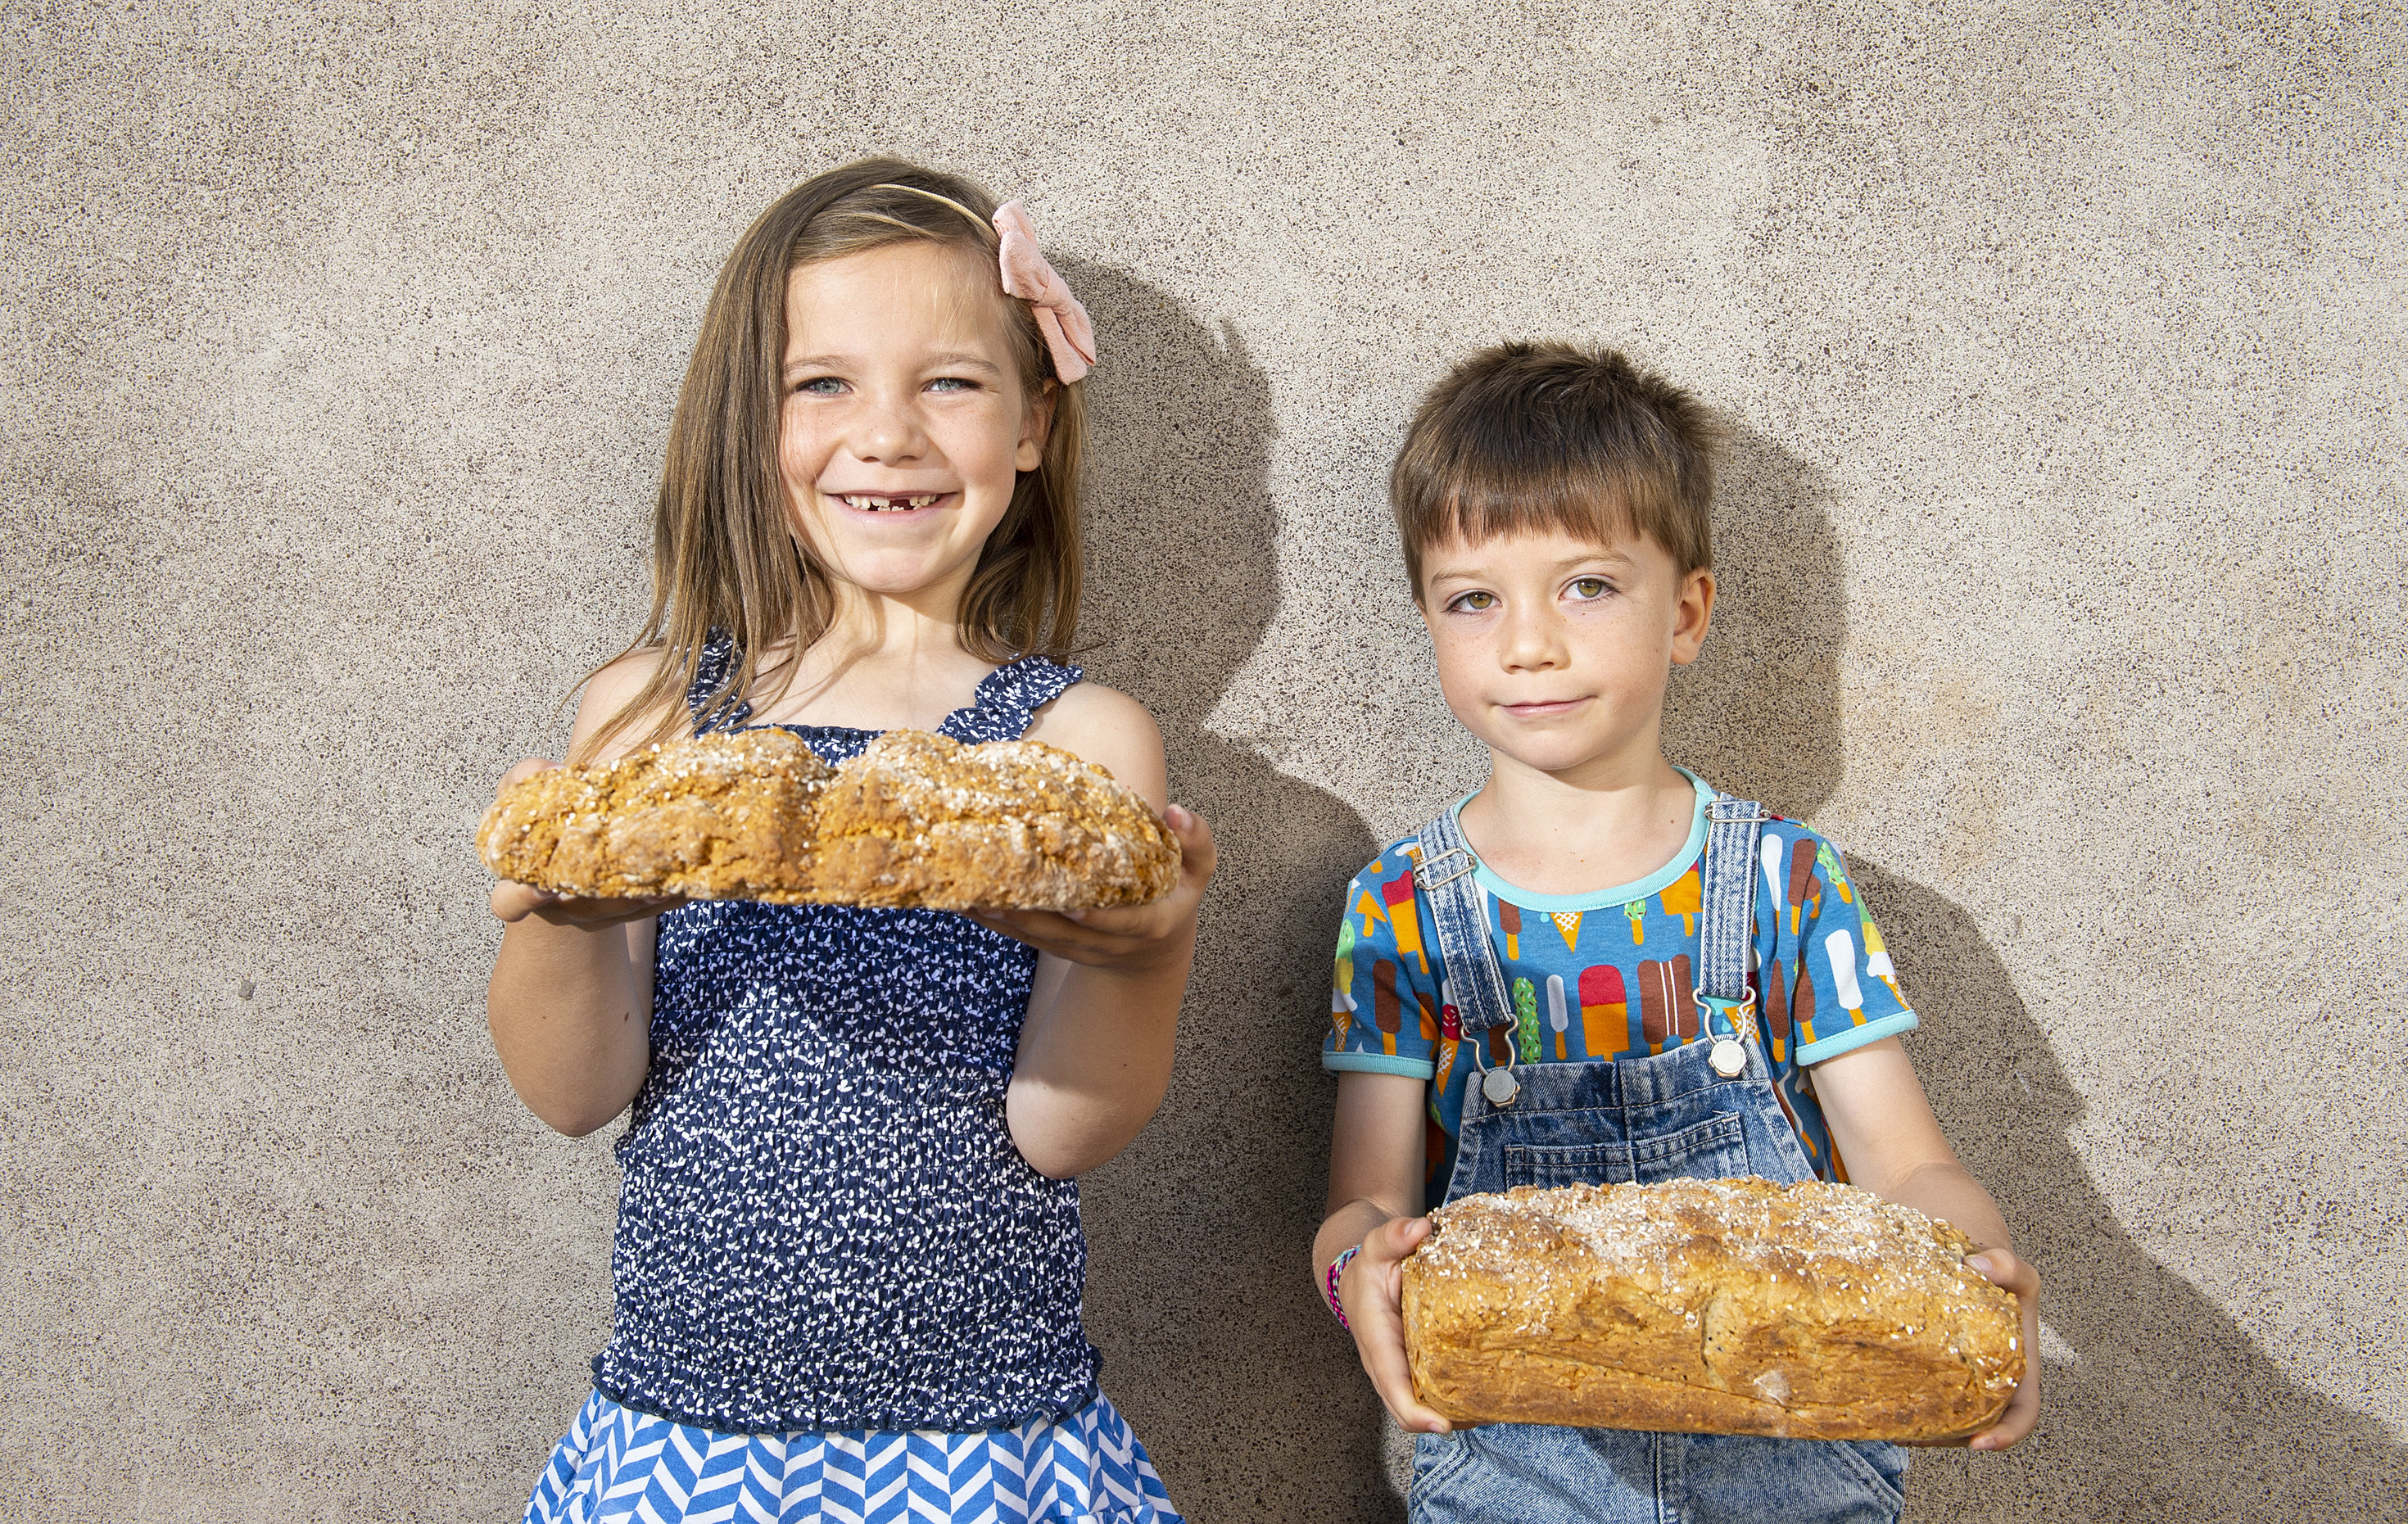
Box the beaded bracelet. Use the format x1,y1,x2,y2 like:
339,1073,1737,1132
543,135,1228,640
1324,1245,1362,1331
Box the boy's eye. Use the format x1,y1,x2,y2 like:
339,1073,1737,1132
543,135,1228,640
1568,577,1614,600
1446,590,1499,613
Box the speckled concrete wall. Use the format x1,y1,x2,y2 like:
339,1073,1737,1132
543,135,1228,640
5,2,2404,1518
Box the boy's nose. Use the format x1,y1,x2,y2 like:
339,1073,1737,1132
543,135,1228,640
1500,610,1568,670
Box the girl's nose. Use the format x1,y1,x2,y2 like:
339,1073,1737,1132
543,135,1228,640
851,400,930,464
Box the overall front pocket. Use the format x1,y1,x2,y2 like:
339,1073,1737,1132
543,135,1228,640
1502,1110,1747,1188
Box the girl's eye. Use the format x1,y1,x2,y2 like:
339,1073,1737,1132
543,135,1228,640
1447,590,1499,613
1568,577,1614,601
795,376,844,396
926,376,976,394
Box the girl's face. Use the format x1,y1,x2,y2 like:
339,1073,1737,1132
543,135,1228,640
778,240,1050,611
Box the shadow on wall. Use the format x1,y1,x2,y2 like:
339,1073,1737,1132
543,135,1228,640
1858,860,2408,1522
1057,260,1396,1523
1677,423,2408,1520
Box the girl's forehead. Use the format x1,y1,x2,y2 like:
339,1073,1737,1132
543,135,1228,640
783,242,1014,358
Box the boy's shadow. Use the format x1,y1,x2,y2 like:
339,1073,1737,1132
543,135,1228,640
1672,427,2408,1521
1060,261,1399,1522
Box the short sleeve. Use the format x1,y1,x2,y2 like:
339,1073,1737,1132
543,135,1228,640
1754,826,1917,1065
1321,843,1443,1079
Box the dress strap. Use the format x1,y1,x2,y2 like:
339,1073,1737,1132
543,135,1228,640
686,631,754,735
942,657,1084,744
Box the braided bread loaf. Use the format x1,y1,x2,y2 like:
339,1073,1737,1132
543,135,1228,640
478,728,1179,911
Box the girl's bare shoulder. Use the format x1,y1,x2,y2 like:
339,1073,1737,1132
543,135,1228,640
571,647,679,762
1021,680,1167,809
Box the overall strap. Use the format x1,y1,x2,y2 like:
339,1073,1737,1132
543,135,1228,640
1697,794,1768,1038
1412,805,1515,1037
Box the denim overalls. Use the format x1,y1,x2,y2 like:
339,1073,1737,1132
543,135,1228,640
1405,795,1909,1524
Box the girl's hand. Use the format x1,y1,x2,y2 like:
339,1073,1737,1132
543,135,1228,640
1340,1215,1454,1435
485,759,683,929
1962,1248,2042,1450
969,806,1215,973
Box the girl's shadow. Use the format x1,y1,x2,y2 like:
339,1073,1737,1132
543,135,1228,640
1060,261,1399,1521
1672,426,2408,1521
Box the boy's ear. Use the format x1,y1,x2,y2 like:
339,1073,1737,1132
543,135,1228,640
1016,379,1058,473
1670,567,1715,665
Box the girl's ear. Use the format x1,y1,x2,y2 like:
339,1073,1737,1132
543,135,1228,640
1016,378,1058,473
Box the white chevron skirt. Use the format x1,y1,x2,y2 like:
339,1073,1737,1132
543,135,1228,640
523,1389,1184,1524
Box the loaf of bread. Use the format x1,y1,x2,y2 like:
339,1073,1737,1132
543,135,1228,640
808,730,1180,911
1401,1178,2022,1441
477,728,1179,911
476,729,833,902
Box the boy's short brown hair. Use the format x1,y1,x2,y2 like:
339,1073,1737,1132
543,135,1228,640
1391,341,1718,597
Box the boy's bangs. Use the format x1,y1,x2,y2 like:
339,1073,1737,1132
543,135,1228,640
1433,471,1643,558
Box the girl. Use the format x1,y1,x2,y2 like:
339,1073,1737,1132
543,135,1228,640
486,159,1212,1524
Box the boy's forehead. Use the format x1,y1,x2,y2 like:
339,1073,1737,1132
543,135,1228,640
1420,526,1651,578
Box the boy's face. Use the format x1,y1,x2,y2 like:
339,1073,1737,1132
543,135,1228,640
1418,526,1714,782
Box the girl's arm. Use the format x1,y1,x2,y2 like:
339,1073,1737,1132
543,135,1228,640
1315,1070,1455,1433
486,654,679,1137
1810,1035,2042,1450
974,685,1215,1179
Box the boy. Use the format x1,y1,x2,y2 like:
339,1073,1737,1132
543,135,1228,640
1314,342,2039,1522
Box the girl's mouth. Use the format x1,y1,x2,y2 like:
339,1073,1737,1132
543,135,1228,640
833,492,950,513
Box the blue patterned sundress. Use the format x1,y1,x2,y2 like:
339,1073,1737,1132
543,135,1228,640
524,640,1181,1524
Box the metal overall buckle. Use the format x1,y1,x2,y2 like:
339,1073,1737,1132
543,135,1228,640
1695,991,1757,1079
1415,846,1477,891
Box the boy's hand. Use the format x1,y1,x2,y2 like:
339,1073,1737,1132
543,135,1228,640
969,806,1215,974
485,759,682,929
1341,1214,1454,1435
1961,1248,2041,1450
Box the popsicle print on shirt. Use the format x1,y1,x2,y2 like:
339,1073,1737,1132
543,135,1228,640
1636,954,1695,1053
1383,871,1428,974
1826,928,1866,1031
1788,836,1818,936
1372,958,1401,1056
1580,964,1632,1060
1660,865,1700,935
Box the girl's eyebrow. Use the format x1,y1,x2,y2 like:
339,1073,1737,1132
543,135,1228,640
781,351,1006,377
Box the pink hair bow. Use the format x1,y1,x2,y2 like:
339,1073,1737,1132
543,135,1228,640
992,201,1096,383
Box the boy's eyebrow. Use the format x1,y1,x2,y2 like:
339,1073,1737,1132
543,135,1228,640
1424,546,1639,582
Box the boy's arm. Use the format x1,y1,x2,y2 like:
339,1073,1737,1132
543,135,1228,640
1315,1070,1455,1434
1810,1036,2042,1450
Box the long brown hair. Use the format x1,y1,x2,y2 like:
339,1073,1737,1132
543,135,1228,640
577,158,1089,761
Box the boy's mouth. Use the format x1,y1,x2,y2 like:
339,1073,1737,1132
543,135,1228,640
832,491,951,513
1501,698,1588,718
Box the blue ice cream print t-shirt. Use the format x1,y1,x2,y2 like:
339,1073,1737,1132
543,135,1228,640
1320,770,1916,1208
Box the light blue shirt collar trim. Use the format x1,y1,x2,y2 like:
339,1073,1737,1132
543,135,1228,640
1451,767,1717,913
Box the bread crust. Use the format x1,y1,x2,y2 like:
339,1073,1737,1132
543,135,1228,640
477,728,1179,911
1401,1179,2023,1441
